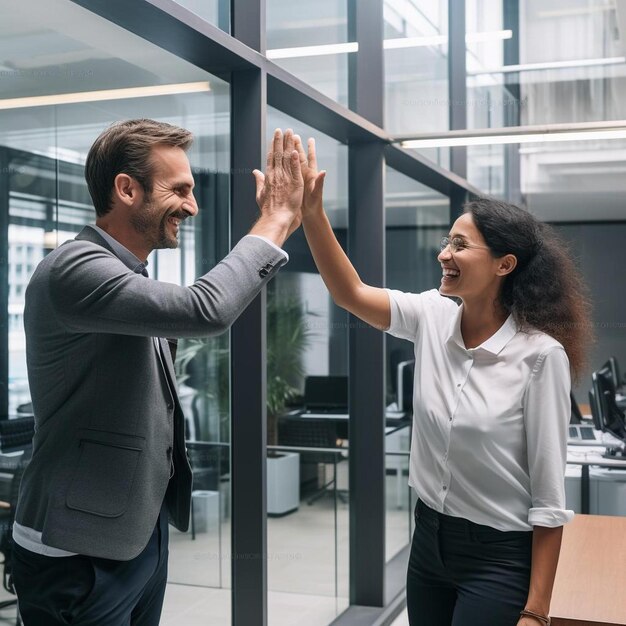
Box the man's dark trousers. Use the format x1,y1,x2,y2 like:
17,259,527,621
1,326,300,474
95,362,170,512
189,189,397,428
13,507,169,625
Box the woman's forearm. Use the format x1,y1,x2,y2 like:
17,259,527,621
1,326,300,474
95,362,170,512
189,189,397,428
524,525,563,616
302,209,361,308
302,210,391,329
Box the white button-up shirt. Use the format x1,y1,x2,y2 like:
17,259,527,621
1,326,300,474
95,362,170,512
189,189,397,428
386,288,574,531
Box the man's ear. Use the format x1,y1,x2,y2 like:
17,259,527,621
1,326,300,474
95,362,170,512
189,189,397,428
113,173,141,207
496,254,517,276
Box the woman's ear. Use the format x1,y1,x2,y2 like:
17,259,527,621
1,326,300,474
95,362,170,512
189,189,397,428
496,254,517,276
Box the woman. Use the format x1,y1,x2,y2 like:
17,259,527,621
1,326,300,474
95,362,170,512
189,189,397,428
260,136,592,626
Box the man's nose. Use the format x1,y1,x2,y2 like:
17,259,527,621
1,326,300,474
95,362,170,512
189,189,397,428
182,197,199,217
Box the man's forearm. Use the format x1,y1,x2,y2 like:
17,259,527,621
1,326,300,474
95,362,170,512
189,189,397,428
249,212,294,248
525,525,563,616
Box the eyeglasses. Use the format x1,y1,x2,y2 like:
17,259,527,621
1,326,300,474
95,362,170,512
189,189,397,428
439,236,491,254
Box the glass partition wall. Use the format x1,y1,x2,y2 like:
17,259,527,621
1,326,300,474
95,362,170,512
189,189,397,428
0,1,232,623
0,0,481,625
265,109,350,626
384,168,450,564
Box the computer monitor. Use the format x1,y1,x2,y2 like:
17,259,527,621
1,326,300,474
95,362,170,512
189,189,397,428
303,376,348,411
588,387,603,431
569,392,583,425
591,368,626,442
602,357,621,389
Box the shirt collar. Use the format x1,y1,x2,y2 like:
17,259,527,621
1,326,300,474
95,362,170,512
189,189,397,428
446,305,518,355
89,224,149,276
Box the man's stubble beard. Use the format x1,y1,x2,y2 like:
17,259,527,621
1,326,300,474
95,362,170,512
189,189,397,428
129,195,179,250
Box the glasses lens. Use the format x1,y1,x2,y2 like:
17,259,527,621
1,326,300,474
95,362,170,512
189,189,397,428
440,237,450,252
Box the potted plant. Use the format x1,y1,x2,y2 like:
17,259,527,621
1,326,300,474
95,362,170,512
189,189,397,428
266,280,315,515
175,279,314,516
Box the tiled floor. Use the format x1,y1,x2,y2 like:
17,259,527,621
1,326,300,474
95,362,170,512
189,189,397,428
163,470,412,625
2,473,412,626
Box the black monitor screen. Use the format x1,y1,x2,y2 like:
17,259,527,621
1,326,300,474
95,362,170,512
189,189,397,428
593,368,626,442
303,376,348,410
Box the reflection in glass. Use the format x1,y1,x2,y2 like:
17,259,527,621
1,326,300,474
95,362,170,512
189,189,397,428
171,0,230,32
266,108,350,625
267,0,350,107
384,0,449,166
0,1,232,623
385,167,449,562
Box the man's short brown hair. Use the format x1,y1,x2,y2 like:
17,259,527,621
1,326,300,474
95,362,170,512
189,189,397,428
85,119,193,217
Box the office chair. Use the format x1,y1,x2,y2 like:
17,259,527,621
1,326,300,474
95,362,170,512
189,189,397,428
0,461,28,626
278,418,347,505
0,418,35,453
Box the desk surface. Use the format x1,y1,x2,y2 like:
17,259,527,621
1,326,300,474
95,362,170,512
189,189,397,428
551,514,626,626
567,448,626,469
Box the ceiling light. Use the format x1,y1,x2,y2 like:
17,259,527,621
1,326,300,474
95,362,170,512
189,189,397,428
267,30,512,59
0,81,211,110
400,128,626,149
267,42,358,59
469,56,625,75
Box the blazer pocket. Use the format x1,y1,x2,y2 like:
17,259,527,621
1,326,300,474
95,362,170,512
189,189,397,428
66,430,144,518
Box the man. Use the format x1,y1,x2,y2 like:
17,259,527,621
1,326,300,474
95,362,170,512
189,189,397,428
11,119,304,625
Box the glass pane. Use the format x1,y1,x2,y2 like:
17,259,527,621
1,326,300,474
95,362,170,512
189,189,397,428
465,0,518,197
267,0,350,107
172,0,230,32
519,1,626,222
384,0,449,167
0,0,231,623
385,167,449,562
266,107,349,625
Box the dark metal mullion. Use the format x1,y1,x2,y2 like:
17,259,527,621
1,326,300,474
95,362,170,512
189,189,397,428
448,0,468,219
0,149,9,418
348,0,384,126
347,0,386,608
229,67,267,626
230,2,267,623
348,143,386,608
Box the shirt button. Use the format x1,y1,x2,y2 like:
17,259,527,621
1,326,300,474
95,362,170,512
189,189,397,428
449,416,453,421
457,383,461,387
167,401,174,410
443,485,447,491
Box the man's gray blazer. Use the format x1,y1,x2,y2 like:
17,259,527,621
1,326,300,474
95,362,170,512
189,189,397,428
15,225,286,560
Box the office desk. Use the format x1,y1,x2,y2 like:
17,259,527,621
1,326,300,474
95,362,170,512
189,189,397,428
278,412,412,507
550,514,626,626
567,448,626,513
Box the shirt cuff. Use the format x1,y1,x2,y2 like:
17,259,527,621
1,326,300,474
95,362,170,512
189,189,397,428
528,507,575,527
245,235,289,263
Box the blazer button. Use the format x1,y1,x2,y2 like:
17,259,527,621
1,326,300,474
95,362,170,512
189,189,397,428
167,401,174,410
258,262,273,278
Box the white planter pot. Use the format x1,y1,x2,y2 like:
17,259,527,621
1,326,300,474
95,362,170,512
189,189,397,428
267,452,300,516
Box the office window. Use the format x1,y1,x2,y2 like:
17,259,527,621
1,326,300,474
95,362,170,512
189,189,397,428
465,0,517,198
385,167,450,563
265,107,350,626
384,0,449,167
0,1,232,622
171,0,230,32
267,0,350,107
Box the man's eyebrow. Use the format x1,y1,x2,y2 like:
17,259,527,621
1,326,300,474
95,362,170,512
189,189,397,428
173,181,195,190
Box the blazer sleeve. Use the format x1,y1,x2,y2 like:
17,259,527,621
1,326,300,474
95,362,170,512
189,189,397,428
47,236,287,338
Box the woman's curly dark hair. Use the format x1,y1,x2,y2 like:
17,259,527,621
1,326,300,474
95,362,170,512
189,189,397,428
465,198,593,382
